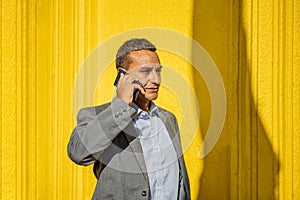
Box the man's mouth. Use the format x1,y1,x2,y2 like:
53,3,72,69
144,87,159,92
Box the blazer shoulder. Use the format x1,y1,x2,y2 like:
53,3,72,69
157,106,177,120
78,102,111,115
157,106,177,123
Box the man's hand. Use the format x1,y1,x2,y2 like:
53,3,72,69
116,73,145,105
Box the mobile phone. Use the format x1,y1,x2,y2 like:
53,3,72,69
114,69,142,101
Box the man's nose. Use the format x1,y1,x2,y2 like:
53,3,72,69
149,70,161,84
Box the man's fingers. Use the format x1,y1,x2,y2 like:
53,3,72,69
133,84,146,95
119,73,125,81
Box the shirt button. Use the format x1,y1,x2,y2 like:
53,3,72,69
141,190,147,197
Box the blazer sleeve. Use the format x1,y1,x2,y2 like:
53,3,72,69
67,97,136,166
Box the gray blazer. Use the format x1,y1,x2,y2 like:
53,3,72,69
68,98,190,200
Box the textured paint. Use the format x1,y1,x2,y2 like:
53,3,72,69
1,0,300,200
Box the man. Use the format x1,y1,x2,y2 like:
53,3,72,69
68,38,190,200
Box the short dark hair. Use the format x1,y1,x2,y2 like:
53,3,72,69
116,38,156,69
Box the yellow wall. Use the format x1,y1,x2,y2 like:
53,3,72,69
1,0,300,199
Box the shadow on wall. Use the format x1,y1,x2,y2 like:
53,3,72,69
192,0,280,199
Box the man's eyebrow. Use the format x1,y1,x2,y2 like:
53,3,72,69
139,65,163,70
140,66,153,69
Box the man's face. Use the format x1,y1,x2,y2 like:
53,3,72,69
126,50,162,101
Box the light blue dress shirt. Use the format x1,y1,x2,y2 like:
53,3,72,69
132,103,179,200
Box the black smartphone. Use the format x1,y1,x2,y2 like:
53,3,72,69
113,69,127,87
114,69,142,101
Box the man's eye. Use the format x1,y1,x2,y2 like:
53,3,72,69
156,68,162,73
141,69,151,74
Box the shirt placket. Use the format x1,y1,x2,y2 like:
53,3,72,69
150,116,164,200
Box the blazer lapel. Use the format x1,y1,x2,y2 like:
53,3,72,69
158,109,191,200
158,109,182,156
122,122,149,182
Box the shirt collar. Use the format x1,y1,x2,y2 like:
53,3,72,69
132,101,159,118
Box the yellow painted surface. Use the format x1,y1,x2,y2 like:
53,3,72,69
1,0,300,200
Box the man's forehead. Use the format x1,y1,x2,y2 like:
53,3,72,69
128,63,162,72
127,50,160,71
129,50,159,59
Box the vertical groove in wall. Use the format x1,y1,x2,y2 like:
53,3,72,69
29,0,37,199
237,19,240,200
240,0,254,198
85,2,91,194
21,0,26,197
23,0,27,194
50,0,56,198
60,1,65,198
34,0,38,198
85,1,91,196
78,0,84,199
57,0,63,199
237,1,243,199
237,2,247,199
76,1,81,198
0,0,2,197
23,0,31,198
239,1,243,198
292,1,300,199
229,0,239,199
15,0,22,199
291,0,296,196
282,1,288,199
71,1,78,198
14,0,19,199
286,0,294,199
284,0,290,195
277,0,284,199
290,2,294,198
246,0,251,198
83,0,88,195
252,0,258,198
272,0,280,198
54,0,59,198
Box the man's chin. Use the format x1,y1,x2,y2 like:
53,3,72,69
137,92,159,101
145,93,158,101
